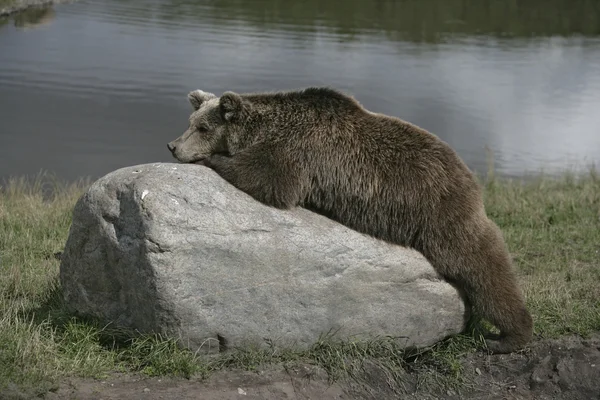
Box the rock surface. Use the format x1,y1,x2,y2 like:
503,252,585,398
59,163,467,353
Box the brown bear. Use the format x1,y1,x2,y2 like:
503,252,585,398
167,87,533,353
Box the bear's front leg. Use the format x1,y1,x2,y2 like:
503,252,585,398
203,146,309,209
200,153,233,174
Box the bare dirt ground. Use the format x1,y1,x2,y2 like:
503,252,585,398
6,333,594,400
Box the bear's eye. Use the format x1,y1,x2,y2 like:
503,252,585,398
197,125,209,133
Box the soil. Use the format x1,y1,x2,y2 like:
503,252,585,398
4,334,597,400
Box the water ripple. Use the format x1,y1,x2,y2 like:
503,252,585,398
1,0,600,180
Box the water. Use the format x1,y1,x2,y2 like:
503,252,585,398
1,0,600,181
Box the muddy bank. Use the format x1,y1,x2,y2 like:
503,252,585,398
4,333,595,400
0,0,74,17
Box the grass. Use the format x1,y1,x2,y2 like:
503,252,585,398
482,168,600,338
0,167,599,396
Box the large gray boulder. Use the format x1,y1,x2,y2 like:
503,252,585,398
60,163,468,353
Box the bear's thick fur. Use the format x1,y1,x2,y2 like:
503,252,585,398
167,87,533,353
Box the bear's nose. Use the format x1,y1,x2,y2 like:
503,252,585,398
167,143,176,153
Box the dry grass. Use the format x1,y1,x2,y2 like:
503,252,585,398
0,168,599,396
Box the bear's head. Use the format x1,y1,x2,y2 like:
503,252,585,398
167,90,248,164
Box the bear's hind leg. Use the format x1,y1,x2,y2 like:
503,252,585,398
434,221,533,354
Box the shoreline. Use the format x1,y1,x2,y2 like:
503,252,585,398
0,0,73,17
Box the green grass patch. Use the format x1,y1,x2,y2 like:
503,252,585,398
482,168,600,338
1,168,599,396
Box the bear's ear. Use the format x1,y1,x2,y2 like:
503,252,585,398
188,90,216,110
219,92,244,122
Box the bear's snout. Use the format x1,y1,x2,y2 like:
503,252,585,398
167,142,176,154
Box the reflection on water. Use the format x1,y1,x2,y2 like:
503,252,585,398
143,0,600,41
14,7,56,30
1,5,56,30
0,0,599,181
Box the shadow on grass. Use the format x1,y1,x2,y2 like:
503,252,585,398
21,280,204,377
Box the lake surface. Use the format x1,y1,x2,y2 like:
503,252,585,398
1,0,600,181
